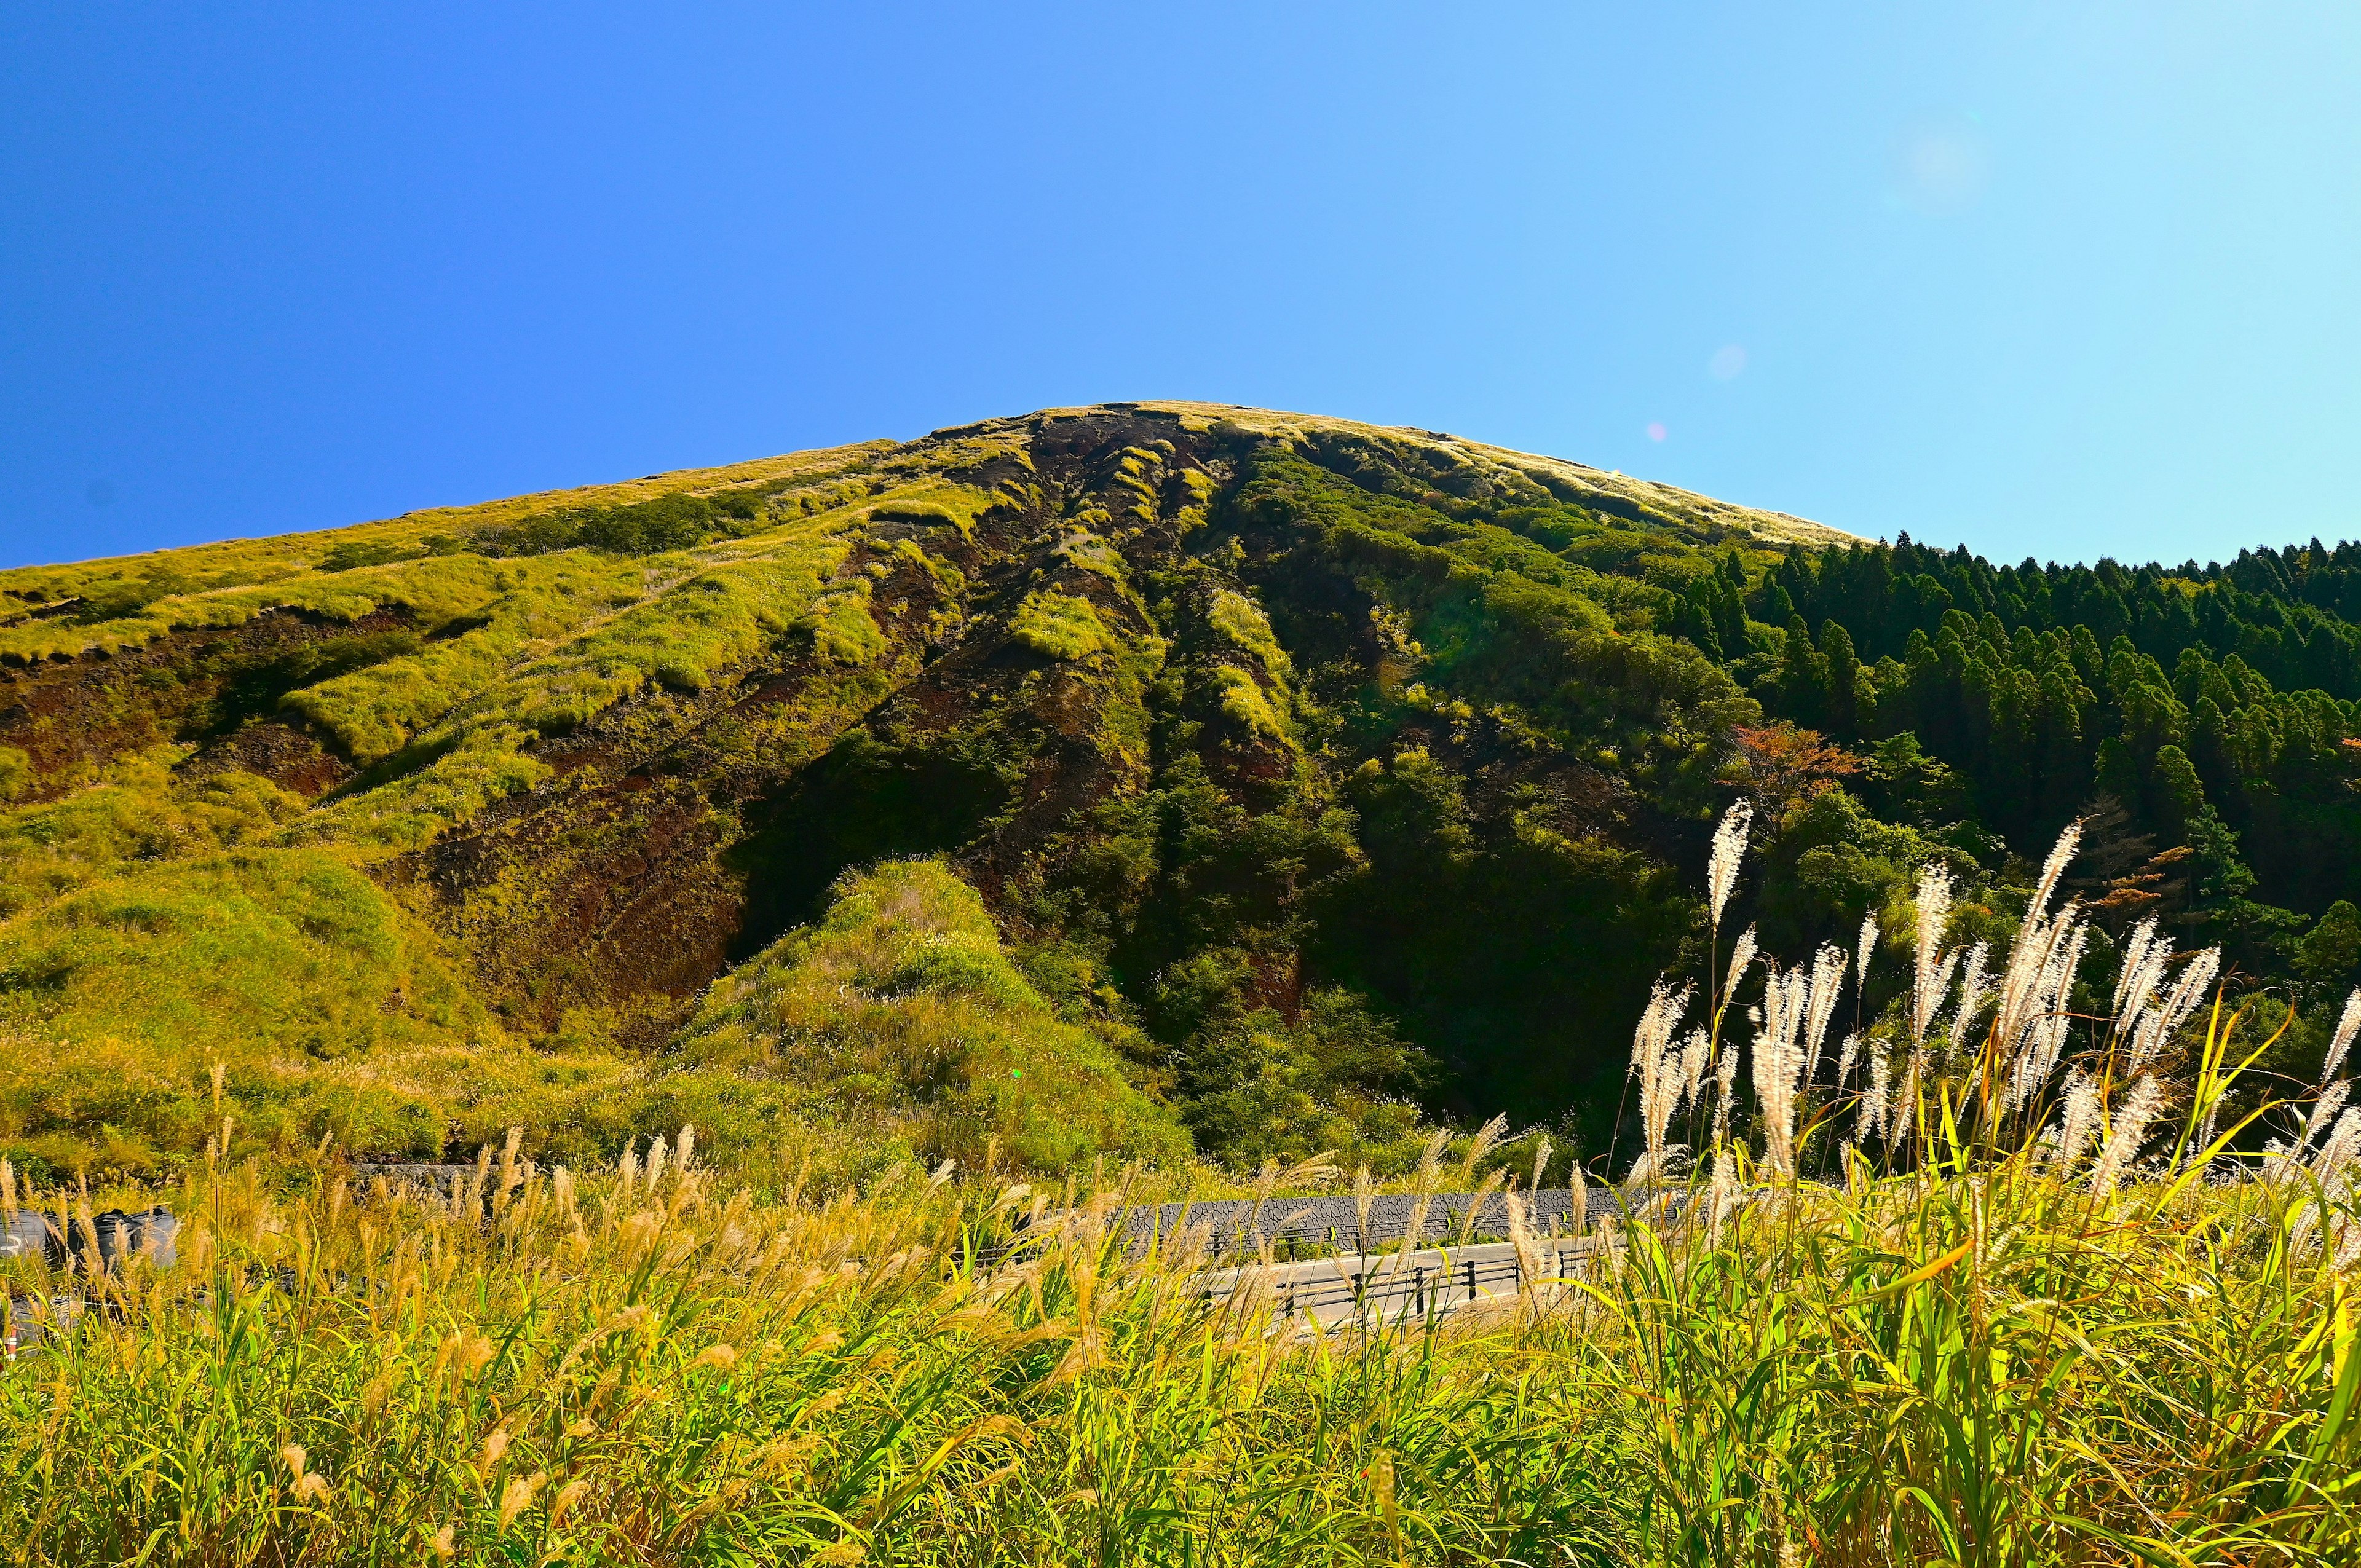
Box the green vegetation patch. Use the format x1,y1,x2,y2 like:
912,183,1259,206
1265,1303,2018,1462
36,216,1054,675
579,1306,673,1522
1009,590,1117,661
672,859,1190,1172
1212,664,1288,740
293,723,552,853
0,554,512,666
496,543,847,735
0,846,499,1174
799,581,888,667
472,492,744,558
1208,587,1291,676
0,749,304,920
1052,530,1126,583
866,481,1002,542
286,555,649,762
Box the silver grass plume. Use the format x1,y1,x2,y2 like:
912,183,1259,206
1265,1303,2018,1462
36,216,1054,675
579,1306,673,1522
1991,916,2057,1071
2031,818,2083,925
1995,897,2087,1109
2110,918,2167,1026
1679,1027,1713,1105
1863,1049,1893,1143
1752,963,1812,1178
1908,863,1956,1050
1705,1152,1739,1247
2313,1108,2361,1184
2010,1011,2074,1114
2333,1208,2361,1274
2035,920,2091,1066
1992,824,2084,1065
1856,907,1880,986
2304,1084,2352,1160
1724,926,1760,1009
1715,1021,1743,1129
2052,1068,2100,1170
1629,979,1689,1079
1835,1031,1864,1087
1890,1047,1925,1151
1707,800,1754,929
1803,943,1847,1082
1503,1188,1548,1299
2172,948,2221,1026
1630,980,1693,1177
2129,948,2220,1073
1461,1113,1510,1181
2089,1074,2166,1196
1950,940,1992,1052
2325,989,2361,1086
2287,1116,2361,1261
2270,1084,2356,1186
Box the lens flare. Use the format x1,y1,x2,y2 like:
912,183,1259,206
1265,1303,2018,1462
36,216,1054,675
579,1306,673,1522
1645,422,1667,443
1708,345,1747,381
1888,113,1990,216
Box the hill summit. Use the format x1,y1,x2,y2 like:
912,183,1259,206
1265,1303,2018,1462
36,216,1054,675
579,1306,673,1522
2,402,2355,1182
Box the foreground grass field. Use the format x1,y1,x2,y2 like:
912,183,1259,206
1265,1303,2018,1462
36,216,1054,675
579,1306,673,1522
4,1122,2357,1566
7,816,2360,1566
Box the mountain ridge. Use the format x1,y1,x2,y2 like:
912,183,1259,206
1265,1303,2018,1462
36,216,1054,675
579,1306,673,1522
0,402,2352,1184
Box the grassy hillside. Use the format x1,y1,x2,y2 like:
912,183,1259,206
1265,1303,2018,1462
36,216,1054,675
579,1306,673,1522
1,401,2357,1184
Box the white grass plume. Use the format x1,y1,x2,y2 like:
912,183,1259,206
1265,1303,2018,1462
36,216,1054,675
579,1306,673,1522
2031,818,2082,923
1908,863,1956,1050
1707,800,1753,929
2311,1108,2361,1188
2053,1069,2100,1172
2325,989,2361,1086
1835,1031,1863,1087
1678,1027,1712,1105
2089,1074,2166,1196
1752,963,1810,1177
2110,918,2166,1025
1803,942,1846,1082
2128,948,2219,1073
1723,926,1760,1010
1862,1049,1893,1143
1461,1114,1509,1181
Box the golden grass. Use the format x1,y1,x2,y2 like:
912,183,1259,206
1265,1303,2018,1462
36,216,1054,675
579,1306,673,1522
2,1125,2354,1565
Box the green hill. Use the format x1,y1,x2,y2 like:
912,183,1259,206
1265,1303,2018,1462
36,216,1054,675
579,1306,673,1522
2,401,2355,1181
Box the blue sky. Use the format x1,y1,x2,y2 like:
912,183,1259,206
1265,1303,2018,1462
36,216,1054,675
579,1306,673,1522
5,4,2360,569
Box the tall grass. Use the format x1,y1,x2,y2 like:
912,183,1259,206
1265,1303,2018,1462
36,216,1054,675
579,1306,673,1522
1,1141,1621,1566
7,811,2361,1564
1590,806,2361,1565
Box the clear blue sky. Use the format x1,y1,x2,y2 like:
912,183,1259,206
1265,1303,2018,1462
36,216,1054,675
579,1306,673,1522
6,4,2360,570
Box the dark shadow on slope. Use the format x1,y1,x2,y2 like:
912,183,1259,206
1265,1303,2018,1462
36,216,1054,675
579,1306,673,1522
724,729,1018,962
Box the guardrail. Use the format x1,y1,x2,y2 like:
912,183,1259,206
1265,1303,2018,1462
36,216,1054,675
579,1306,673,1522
1114,1188,1621,1267
1200,1237,1610,1326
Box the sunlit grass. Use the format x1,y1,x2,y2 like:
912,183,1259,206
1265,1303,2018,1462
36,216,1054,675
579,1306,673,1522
4,1119,2357,1565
